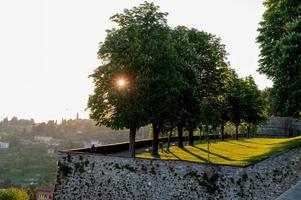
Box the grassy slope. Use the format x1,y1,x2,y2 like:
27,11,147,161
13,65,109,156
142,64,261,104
136,136,301,166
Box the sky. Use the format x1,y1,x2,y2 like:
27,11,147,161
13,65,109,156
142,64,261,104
0,0,272,122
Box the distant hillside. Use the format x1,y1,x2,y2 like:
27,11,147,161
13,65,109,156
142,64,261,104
0,117,149,187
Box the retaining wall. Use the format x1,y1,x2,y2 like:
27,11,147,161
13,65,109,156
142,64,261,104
54,146,301,200
259,117,301,137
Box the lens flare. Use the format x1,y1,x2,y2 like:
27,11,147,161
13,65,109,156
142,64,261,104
118,79,125,87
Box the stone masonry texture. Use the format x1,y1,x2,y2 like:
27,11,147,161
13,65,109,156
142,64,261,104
54,147,301,200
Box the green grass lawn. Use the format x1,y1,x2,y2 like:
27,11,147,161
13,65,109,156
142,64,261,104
136,136,301,166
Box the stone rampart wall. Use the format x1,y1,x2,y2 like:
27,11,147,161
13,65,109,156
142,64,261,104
54,147,301,200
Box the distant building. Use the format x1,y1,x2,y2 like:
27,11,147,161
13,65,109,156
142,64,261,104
36,187,54,200
0,141,9,149
34,136,53,143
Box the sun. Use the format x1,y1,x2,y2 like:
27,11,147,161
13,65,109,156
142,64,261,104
117,79,126,87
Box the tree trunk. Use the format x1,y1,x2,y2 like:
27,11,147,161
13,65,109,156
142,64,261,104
188,128,194,146
221,123,225,141
129,127,136,158
177,125,184,148
247,125,250,139
235,124,239,140
151,123,159,156
199,125,203,142
167,130,172,152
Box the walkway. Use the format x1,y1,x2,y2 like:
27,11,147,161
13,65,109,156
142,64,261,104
276,181,301,200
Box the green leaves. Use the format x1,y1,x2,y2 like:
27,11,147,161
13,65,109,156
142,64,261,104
88,1,269,151
222,75,268,131
170,27,229,132
88,2,177,131
0,188,29,200
243,76,268,126
257,0,301,117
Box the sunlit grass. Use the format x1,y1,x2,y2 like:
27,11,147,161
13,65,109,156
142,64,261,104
136,136,301,166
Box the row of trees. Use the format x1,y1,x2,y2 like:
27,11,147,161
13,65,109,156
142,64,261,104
88,2,267,157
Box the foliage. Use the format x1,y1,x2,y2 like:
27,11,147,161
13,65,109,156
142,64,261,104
0,139,57,187
137,136,301,166
242,76,268,128
0,118,148,187
189,28,229,128
88,1,180,128
213,68,237,140
88,1,270,155
261,88,275,116
187,30,230,142
222,75,267,138
168,26,229,146
170,26,201,146
88,2,182,155
226,76,248,137
257,0,301,117
0,188,30,200
23,186,36,200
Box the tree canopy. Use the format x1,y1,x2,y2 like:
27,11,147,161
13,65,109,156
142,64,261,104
88,1,268,156
243,76,268,134
257,0,301,117
88,2,181,156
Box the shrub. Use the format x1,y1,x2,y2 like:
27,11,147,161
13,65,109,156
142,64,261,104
0,188,29,200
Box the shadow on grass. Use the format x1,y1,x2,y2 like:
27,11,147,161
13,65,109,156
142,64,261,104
246,138,301,165
148,149,182,160
166,150,182,160
212,146,231,152
150,154,161,159
192,146,236,161
238,140,275,146
180,147,209,162
226,141,258,149
138,137,301,166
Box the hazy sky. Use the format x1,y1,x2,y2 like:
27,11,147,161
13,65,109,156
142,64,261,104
0,0,272,122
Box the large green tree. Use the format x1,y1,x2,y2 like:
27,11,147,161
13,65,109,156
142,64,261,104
257,0,301,117
226,75,267,139
216,68,237,141
171,26,200,147
227,77,248,140
170,27,229,146
188,29,229,143
129,5,181,156
88,2,180,156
